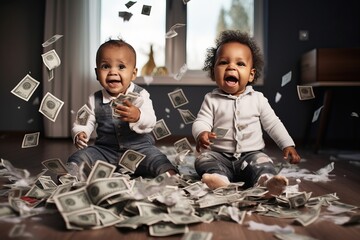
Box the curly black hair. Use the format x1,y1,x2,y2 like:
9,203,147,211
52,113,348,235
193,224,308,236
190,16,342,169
203,30,264,83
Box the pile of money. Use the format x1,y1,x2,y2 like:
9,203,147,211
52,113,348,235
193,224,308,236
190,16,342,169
1,150,359,238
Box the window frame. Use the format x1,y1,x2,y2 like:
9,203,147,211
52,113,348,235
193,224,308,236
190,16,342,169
134,0,264,86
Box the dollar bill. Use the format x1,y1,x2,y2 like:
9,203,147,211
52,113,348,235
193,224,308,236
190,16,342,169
58,174,78,185
118,11,133,21
76,104,91,125
65,208,99,230
218,206,246,224
196,193,229,209
118,149,146,173
87,160,116,184
166,23,186,39
42,49,61,70
281,71,292,87
297,85,315,100
168,88,189,108
92,205,123,228
21,132,40,148
47,68,54,82
183,182,208,198
141,5,152,15
174,137,193,153
25,185,51,199
11,74,40,101
38,176,58,189
111,92,141,118
168,212,202,225
149,222,189,237
213,127,230,138
42,158,68,175
87,177,130,205
213,183,244,196
294,200,323,226
39,92,64,122
54,187,92,214
174,149,190,165
311,105,323,123
136,202,165,216
288,192,308,208
327,201,358,214
152,119,171,140
125,1,136,8
47,183,73,203
42,34,63,47
178,109,196,124
314,162,334,175
181,231,213,240
165,30,178,39
275,92,282,103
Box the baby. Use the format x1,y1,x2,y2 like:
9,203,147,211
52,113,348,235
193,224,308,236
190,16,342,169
192,30,300,197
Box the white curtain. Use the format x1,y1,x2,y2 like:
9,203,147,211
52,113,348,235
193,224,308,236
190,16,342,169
42,0,100,137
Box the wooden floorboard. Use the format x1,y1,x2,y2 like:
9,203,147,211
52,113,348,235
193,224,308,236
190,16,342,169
0,133,359,240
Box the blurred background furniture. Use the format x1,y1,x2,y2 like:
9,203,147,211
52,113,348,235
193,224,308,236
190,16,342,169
301,48,360,152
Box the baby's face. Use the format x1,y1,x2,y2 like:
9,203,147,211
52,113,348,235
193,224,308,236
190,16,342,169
95,45,137,97
214,42,255,96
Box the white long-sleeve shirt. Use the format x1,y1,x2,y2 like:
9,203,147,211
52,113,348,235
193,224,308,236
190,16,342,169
192,86,295,156
72,82,156,142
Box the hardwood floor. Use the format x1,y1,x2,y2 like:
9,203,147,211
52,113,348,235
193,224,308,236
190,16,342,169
0,133,359,240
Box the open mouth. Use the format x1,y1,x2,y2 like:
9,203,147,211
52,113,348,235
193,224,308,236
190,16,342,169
225,76,238,86
107,79,122,87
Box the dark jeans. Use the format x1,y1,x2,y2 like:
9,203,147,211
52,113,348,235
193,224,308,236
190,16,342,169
68,144,177,178
194,150,277,188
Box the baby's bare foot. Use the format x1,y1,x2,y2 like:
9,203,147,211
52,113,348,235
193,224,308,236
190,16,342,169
264,175,288,197
201,173,230,190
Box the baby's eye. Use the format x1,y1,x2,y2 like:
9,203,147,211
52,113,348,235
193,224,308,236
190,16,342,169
237,62,246,66
118,64,126,70
218,60,228,65
100,64,110,69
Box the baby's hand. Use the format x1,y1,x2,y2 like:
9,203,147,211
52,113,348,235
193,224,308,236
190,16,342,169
114,99,140,123
75,132,88,149
283,146,301,164
196,131,216,152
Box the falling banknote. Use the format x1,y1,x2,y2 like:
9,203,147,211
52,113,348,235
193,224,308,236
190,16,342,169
11,74,40,101
42,49,61,70
39,92,64,122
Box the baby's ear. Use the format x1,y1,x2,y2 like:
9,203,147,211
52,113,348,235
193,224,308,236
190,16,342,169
249,68,256,82
131,67,138,81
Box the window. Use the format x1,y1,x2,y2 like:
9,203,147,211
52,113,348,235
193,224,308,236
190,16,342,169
100,0,166,72
100,0,264,85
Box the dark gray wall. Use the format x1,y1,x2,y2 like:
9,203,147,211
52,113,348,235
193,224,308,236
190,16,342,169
1,0,359,149
263,0,360,149
0,0,45,132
